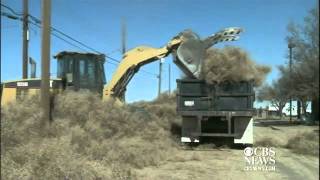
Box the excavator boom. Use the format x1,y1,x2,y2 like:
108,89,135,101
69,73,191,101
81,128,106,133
103,27,243,101
103,37,181,100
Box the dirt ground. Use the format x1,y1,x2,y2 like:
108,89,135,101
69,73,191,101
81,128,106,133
135,121,319,180
2,93,318,179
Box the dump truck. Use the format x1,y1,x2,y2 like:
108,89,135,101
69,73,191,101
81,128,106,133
176,79,254,145
167,29,254,145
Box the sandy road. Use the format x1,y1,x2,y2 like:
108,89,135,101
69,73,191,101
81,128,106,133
135,122,319,180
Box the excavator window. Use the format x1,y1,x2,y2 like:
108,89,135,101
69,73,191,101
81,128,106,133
78,59,98,91
57,57,74,78
55,52,106,95
98,62,106,85
79,60,85,76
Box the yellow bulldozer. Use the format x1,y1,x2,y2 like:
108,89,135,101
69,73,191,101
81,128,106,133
1,27,243,106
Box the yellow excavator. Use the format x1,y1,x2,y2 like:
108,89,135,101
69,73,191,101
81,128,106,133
0,27,243,105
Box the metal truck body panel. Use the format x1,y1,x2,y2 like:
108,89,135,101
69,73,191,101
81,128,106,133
177,79,254,145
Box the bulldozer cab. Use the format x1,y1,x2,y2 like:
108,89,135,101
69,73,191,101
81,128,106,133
54,51,106,94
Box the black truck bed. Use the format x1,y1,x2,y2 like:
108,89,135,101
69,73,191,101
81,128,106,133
176,79,255,112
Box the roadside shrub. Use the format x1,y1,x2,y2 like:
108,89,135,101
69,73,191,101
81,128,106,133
286,131,319,156
1,90,180,179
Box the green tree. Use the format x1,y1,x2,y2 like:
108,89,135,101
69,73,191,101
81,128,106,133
285,6,319,121
257,81,290,119
278,65,310,115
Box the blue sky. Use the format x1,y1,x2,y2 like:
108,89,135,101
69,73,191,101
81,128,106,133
1,0,317,103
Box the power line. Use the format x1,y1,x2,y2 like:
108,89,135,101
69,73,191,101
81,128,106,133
2,11,122,68
24,20,120,68
1,11,22,20
2,3,115,62
140,69,158,76
29,14,121,63
29,21,120,68
28,15,159,77
30,14,158,77
29,21,87,51
1,3,23,16
1,4,158,78
28,24,38,35
106,48,121,55
3,11,157,77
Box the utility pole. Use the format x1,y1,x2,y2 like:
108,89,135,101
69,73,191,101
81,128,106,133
297,100,301,119
22,0,29,79
40,0,51,124
168,63,171,94
29,57,36,78
121,18,126,55
158,58,163,97
288,42,295,122
121,18,127,101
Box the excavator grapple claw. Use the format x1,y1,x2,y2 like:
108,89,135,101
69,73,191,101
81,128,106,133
174,27,243,79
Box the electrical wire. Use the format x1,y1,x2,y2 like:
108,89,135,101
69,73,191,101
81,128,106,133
1,4,159,78
29,21,120,68
1,11,22,20
140,69,159,77
2,12,118,68
106,48,121,56
28,15,159,77
29,21,87,52
29,14,121,63
1,3,23,16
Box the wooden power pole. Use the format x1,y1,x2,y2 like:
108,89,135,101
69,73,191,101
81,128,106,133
40,0,51,124
288,42,295,122
121,18,127,101
168,63,171,94
22,0,29,79
121,18,126,55
29,57,36,78
158,59,163,97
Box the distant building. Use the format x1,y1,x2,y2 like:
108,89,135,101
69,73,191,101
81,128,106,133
254,106,284,119
254,100,312,118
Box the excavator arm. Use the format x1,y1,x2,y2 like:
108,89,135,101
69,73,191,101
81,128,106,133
103,37,182,100
103,27,243,101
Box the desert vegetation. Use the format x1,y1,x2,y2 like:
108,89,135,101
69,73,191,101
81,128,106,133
1,91,181,179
